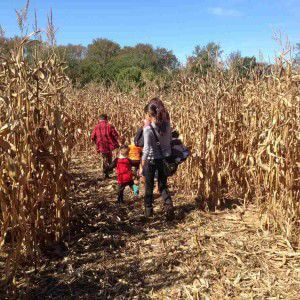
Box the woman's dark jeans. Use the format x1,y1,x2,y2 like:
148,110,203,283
144,159,172,208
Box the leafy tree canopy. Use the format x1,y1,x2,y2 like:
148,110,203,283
86,38,120,64
187,42,222,74
227,51,257,77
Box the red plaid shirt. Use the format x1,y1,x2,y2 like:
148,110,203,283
91,120,119,154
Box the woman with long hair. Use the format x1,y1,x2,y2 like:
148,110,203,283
141,98,174,219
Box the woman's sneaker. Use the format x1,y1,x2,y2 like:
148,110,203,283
145,207,154,218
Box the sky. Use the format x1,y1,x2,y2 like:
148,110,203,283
0,0,299,63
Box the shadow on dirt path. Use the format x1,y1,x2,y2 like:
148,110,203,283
10,156,198,299
4,155,299,299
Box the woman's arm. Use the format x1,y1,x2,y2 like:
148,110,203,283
142,127,151,161
140,127,151,172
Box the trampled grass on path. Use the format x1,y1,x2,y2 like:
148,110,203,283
3,154,298,299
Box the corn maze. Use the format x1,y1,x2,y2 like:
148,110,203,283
72,67,300,246
0,36,299,287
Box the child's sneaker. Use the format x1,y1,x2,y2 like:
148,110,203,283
133,184,139,196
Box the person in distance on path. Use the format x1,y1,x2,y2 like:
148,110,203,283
91,114,120,179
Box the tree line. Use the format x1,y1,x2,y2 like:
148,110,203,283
1,35,299,89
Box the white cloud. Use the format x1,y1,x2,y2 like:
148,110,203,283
208,7,242,17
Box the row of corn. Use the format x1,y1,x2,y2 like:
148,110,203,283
70,66,299,246
0,38,76,279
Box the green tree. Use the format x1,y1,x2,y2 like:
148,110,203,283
55,44,86,84
116,66,142,83
120,44,157,69
80,38,121,85
78,59,106,86
86,38,120,64
227,51,257,77
187,42,222,75
106,44,157,82
108,44,179,82
116,66,144,91
154,47,179,72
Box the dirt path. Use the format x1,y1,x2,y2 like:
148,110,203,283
13,155,300,299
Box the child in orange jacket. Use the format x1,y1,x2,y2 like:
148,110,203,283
128,140,142,196
128,142,142,173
